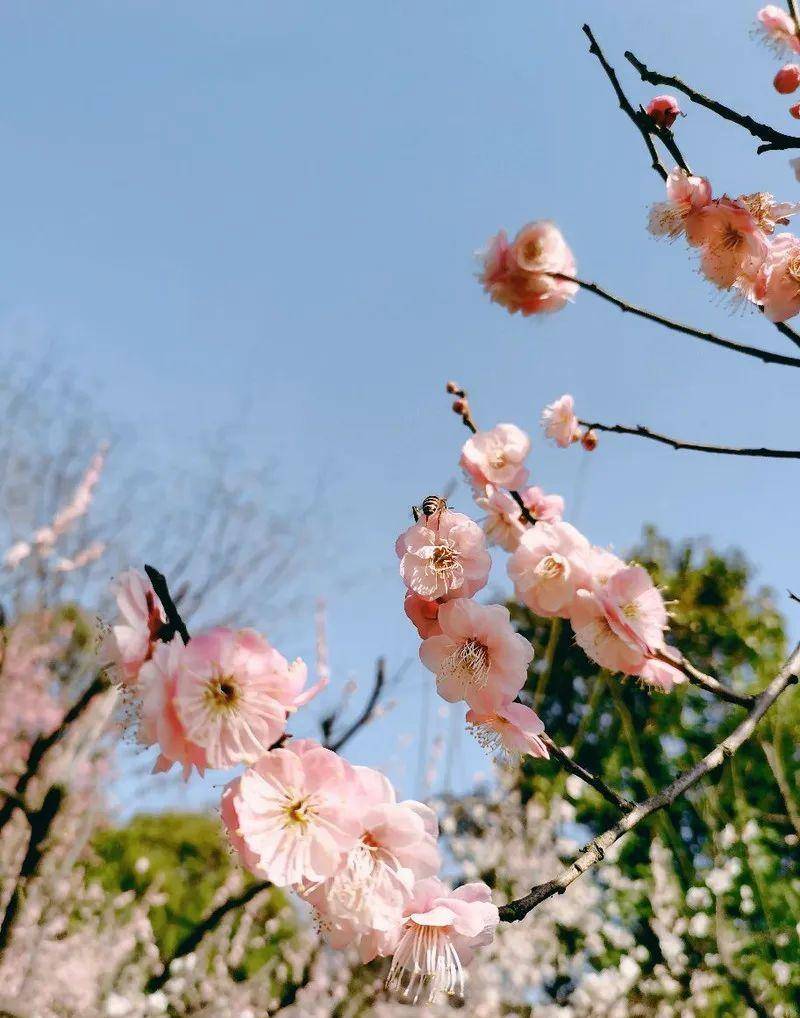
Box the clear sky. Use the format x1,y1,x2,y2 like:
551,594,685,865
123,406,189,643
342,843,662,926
2,0,798,813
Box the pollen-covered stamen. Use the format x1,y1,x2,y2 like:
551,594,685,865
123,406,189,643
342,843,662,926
718,222,744,253
621,601,640,620
438,638,489,695
427,539,464,593
467,716,516,762
386,922,465,1005
204,672,242,711
787,251,800,293
282,793,317,829
536,553,567,581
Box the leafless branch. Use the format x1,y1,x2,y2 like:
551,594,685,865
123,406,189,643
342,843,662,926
656,648,756,708
324,657,386,753
144,564,191,645
552,274,800,369
499,643,800,922
624,49,800,154
578,420,800,460
540,734,635,813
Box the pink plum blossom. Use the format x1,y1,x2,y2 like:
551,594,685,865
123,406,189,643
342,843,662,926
692,197,769,295
596,565,669,657
466,700,549,761
107,569,166,686
460,424,530,490
541,394,580,448
738,191,800,234
646,95,681,128
585,545,627,587
478,221,578,316
396,510,491,601
474,485,527,552
175,628,295,768
522,485,565,523
757,5,800,53
419,599,533,712
638,651,687,692
570,590,646,675
403,591,442,638
225,739,361,887
220,777,270,878
386,878,499,1003
304,765,440,960
649,166,713,243
508,521,592,618
774,62,800,92
757,232,800,321
138,640,207,778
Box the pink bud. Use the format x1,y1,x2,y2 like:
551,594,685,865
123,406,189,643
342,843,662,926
446,380,465,396
581,429,598,452
645,94,681,129
791,101,800,119
775,64,800,94
452,398,467,415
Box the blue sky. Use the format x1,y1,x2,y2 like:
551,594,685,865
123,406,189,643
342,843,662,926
2,0,799,813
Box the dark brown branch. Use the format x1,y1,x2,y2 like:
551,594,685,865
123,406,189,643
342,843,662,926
773,319,800,352
790,0,800,36
326,658,386,753
582,25,667,181
146,880,272,992
145,564,191,645
656,649,755,708
552,274,800,369
579,420,800,460
541,734,635,813
499,644,800,922
624,50,800,154
0,785,64,958
0,671,110,833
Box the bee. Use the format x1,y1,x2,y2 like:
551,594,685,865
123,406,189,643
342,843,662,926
411,494,449,523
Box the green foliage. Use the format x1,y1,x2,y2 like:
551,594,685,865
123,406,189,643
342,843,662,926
511,527,800,1012
89,812,292,978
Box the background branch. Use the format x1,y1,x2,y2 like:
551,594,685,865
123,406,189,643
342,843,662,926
578,420,800,460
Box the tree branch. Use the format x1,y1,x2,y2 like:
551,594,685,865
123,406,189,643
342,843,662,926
540,734,635,813
773,319,800,352
551,274,800,369
145,564,191,645
324,657,386,753
146,880,272,993
624,50,800,154
656,648,756,708
499,643,800,922
0,671,110,834
578,420,800,460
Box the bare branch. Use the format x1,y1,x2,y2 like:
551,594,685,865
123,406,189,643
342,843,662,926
772,318,800,352
656,648,756,708
578,420,800,460
325,658,386,753
540,734,635,813
552,274,800,369
624,49,800,154
499,643,800,922
144,564,191,645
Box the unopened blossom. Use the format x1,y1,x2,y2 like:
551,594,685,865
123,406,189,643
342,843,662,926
107,569,166,686
541,393,580,448
756,232,800,320
580,428,598,451
693,197,769,295
419,599,533,712
646,95,681,128
396,509,490,601
305,765,440,959
460,423,530,490
756,5,800,53
226,739,361,887
775,62,800,92
466,700,549,760
478,221,578,316
791,101,800,118
386,878,499,1004
648,166,713,243
508,521,592,618
175,627,304,768
138,640,207,778
403,591,442,638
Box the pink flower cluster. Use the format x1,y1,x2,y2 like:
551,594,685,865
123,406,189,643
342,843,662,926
649,165,800,320
221,740,498,1003
109,570,499,1003
477,221,578,316
757,5,800,55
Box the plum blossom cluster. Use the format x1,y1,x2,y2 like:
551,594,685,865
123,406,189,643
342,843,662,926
648,164,800,320
107,569,499,1004
478,221,578,316
757,5,800,115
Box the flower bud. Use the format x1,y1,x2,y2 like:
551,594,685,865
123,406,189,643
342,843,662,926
645,95,681,129
775,63,800,93
452,398,468,416
581,429,598,452
446,380,465,396
790,101,800,119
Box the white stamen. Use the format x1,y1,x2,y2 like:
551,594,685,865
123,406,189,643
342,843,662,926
386,922,465,1004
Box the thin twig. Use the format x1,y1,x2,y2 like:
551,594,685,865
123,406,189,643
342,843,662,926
624,50,800,154
761,740,800,837
499,643,800,922
144,564,191,645
0,671,111,833
326,658,385,753
656,648,756,708
582,25,667,181
789,0,800,36
578,420,800,460
773,319,800,352
540,734,635,813
551,274,800,369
